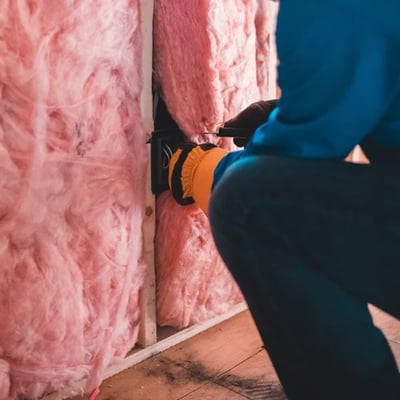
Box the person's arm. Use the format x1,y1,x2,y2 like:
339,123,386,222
168,100,278,214
214,0,400,183
247,1,399,155
170,0,400,211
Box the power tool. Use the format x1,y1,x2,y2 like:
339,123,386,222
148,93,250,195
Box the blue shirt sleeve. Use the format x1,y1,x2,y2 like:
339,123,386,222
214,0,400,186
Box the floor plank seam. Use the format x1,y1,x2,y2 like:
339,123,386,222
175,381,212,400
212,347,266,377
209,348,286,400
212,374,286,400
211,379,253,400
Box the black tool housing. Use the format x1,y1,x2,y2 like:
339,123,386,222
149,96,186,195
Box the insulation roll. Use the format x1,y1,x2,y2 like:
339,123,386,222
0,1,148,398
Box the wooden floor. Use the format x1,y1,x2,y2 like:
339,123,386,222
71,306,400,400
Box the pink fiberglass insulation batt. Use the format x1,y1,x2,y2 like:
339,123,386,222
0,1,147,399
154,0,277,328
156,193,244,328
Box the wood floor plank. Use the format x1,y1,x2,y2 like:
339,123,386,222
160,311,264,379
388,340,400,370
66,309,400,400
71,355,207,400
214,350,287,400
178,381,248,400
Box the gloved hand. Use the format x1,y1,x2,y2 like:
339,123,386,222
168,142,228,214
224,99,278,147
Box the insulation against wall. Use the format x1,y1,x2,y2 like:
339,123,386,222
156,194,243,328
0,1,147,398
154,0,278,328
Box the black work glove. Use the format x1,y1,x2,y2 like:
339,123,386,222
224,99,278,147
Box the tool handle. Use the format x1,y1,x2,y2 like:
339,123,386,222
215,126,254,139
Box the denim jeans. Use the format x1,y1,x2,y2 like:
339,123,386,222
209,155,400,400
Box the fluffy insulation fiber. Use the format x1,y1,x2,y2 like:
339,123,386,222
154,0,278,328
0,1,147,399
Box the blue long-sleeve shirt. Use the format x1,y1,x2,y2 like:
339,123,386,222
214,0,400,185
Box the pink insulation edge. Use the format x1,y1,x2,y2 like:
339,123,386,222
154,0,276,329
0,1,147,399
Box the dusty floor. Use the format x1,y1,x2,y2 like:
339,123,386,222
70,307,400,400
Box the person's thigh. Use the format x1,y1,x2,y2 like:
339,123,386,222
209,155,400,318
